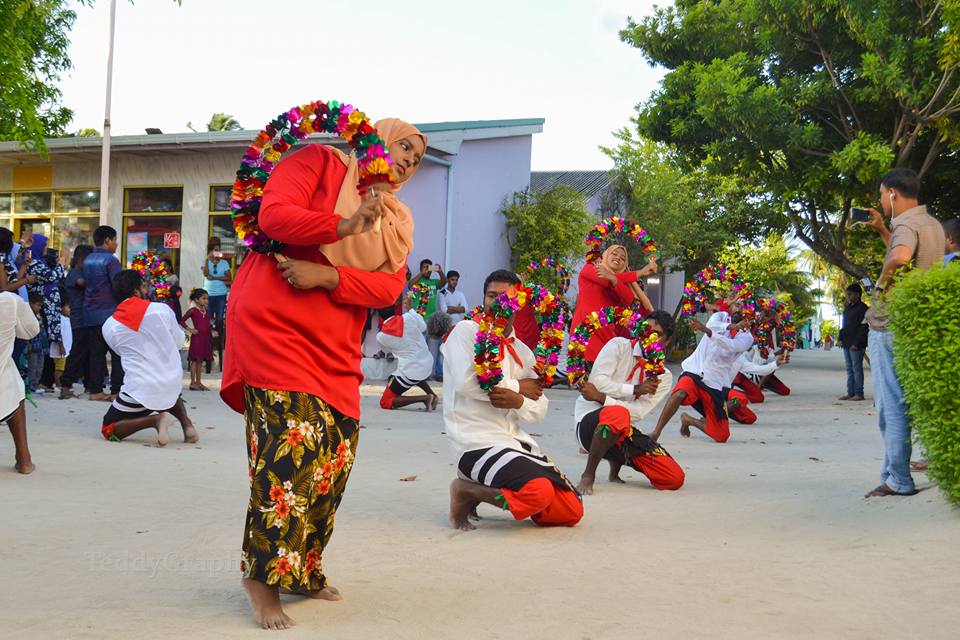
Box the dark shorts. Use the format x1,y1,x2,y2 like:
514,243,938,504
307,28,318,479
388,374,424,395
101,392,156,425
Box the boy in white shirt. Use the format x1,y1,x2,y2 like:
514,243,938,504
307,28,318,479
649,295,754,444
376,295,438,411
438,270,468,324
99,270,197,446
1,291,40,473
575,310,684,494
443,270,583,531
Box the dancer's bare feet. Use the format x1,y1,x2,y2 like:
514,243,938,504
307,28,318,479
428,394,439,412
608,462,625,484
15,458,35,474
156,412,175,447
281,585,343,601
449,479,480,531
577,472,596,495
679,412,694,438
243,578,296,630
182,422,199,444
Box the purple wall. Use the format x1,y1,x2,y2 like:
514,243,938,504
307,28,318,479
397,135,533,308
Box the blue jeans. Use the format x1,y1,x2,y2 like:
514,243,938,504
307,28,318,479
207,295,227,326
427,337,442,379
843,347,865,396
868,329,914,493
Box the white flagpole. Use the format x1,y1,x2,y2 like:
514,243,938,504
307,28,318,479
98,0,117,226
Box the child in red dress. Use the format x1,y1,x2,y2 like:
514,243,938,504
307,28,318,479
181,288,215,391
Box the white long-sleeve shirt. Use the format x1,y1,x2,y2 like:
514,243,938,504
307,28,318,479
681,312,754,391
438,287,468,324
376,309,434,382
102,301,186,411
736,348,778,377
441,320,548,458
0,292,40,418
574,336,673,426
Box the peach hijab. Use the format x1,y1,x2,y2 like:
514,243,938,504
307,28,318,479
318,118,428,274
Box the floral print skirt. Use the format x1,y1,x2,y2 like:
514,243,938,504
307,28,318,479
240,386,358,591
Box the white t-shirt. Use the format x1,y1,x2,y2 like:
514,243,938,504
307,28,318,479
681,312,754,391
440,320,548,458
102,302,185,410
438,287,468,324
0,292,40,418
573,337,673,426
376,309,434,382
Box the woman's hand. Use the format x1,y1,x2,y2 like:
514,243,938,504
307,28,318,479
337,193,386,238
639,254,658,276
596,262,618,286
58,247,70,266
277,258,339,290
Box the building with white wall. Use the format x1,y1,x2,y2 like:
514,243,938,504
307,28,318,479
0,118,543,310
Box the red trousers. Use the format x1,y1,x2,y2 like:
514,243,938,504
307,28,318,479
727,389,757,424
763,374,791,396
672,375,730,443
501,478,584,527
596,406,685,490
732,372,764,403
379,386,398,409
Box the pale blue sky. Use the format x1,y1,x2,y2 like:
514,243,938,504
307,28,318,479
58,0,664,170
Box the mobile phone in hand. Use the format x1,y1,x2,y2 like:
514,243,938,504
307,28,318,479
851,207,871,223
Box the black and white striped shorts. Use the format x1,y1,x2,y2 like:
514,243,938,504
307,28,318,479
101,392,153,425
457,443,574,493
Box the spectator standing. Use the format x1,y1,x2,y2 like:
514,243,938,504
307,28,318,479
202,238,231,327
438,270,468,324
837,283,869,401
861,168,945,498
943,218,959,266
79,225,124,401
59,245,93,398
408,258,446,318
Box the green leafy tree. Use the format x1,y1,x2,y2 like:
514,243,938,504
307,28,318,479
500,185,593,272
0,0,88,150
75,127,100,137
619,0,960,278
720,234,816,323
820,318,838,340
889,265,960,505
207,112,242,132
600,129,783,277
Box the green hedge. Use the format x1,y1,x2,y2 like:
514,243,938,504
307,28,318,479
888,264,960,505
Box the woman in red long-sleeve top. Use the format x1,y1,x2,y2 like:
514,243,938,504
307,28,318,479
571,244,657,362
223,119,427,630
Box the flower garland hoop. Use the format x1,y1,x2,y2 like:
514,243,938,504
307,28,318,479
679,263,756,319
231,100,395,254
585,215,657,263
566,306,666,385
524,258,571,297
409,282,431,317
754,298,797,357
473,284,564,390
130,251,171,300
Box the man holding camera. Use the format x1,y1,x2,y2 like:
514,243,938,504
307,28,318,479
860,168,944,498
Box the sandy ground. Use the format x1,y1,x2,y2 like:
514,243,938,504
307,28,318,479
2,349,958,639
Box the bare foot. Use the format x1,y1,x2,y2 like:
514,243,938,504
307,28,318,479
449,479,479,531
182,421,199,444
243,578,296,630
429,394,439,412
679,413,694,438
200,384,211,391
16,459,35,474
156,412,176,447
282,585,343,601
608,462,625,484
89,392,111,402
577,472,596,495
189,384,204,391
578,447,588,455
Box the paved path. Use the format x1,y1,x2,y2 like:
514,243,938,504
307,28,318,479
2,349,957,639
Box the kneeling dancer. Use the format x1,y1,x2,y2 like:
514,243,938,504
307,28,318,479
443,270,583,531
100,270,197,446
376,294,437,411
575,310,684,493
650,299,753,443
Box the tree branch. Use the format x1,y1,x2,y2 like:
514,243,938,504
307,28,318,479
918,136,942,178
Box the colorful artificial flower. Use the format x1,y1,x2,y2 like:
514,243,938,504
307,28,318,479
584,216,658,263
409,282,431,317
566,306,665,385
130,251,172,301
524,257,571,296
679,263,756,319
472,283,563,390
231,99,397,254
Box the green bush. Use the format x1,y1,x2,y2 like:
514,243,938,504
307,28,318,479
888,265,960,505
500,185,593,271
